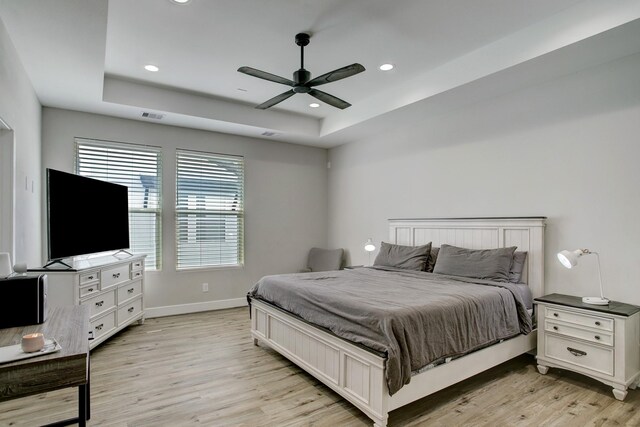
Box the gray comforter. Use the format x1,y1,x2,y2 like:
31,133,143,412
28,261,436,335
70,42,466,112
248,266,532,395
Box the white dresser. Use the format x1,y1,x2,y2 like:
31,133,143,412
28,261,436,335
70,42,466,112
36,254,146,349
535,293,640,400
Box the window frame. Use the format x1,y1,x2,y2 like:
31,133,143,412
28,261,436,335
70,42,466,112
175,148,245,271
75,138,163,271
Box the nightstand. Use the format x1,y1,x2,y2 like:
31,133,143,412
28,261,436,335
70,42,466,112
534,293,640,400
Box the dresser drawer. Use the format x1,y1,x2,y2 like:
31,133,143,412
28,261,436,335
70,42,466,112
79,270,99,286
545,306,613,332
118,297,142,324
544,334,614,376
118,280,142,304
131,259,144,271
79,283,100,299
545,319,614,346
91,311,116,341
130,269,143,280
83,290,116,319
102,263,130,289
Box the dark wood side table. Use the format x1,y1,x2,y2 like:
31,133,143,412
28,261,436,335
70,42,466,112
0,306,90,426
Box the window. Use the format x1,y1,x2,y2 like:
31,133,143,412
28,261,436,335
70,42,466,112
176,149,244,269
75,138,162,270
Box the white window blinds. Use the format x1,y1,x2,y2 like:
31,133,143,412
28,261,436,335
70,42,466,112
75,138,162,270
176,149,244,269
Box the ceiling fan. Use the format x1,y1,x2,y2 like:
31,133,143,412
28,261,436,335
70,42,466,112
238,33,365,110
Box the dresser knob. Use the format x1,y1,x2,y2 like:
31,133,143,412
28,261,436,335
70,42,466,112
595,321,601,326
128,307,134,313
87,288,94,292
595,335,600,340
553,313,558,317
553,326,558,331
95,301,104,307
95,324,103,331
128,288,134,293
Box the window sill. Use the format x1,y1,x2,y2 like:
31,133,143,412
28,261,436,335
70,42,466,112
176,264,244,273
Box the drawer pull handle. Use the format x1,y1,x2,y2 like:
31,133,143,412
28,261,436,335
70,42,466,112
595,335,601,340
95,324,104,331
113,273,121,279
553,313,558,317
88,276,94,280
128,307,134,313
567,347,587,357
553,326,558,331
87,288,94,292
128,288,135,293
95,301,104,307
595,321,601,326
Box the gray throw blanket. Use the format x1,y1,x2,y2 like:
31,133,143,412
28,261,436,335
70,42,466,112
248,266,532,395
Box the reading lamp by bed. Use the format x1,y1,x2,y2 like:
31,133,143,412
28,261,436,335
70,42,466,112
557,248,609,305
364,238,376,266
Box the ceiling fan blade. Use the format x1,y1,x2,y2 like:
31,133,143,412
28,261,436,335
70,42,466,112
238,66,295,86
255,90,296,110
309,89,351,109
306,63,365,87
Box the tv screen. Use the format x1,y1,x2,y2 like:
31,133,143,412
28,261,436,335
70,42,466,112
47,168,130,261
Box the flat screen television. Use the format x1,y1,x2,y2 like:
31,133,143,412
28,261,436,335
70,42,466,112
46,168,130,263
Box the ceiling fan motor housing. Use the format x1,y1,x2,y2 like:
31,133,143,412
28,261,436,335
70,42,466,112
293,69,311,89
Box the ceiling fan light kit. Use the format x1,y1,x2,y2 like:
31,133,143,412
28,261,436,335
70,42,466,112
238,32,365,110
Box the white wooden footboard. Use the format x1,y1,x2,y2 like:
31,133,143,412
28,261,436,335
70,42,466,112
251,299,390,427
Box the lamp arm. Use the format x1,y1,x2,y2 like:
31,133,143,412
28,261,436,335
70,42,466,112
591,251,605,299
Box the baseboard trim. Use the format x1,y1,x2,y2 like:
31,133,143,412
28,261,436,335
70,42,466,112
145,298,247,318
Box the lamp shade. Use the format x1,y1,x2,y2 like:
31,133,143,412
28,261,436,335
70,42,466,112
557,249,582,269
364,238,376,252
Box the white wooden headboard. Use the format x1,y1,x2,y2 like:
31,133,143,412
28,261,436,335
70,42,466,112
389,217,546,298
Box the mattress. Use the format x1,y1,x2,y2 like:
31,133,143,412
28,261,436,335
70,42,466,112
248,266,532,395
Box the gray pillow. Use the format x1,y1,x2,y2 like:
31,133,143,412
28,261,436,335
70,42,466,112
509,251,528,283
374,241,432,271
426,246,440,273
433,244,517,282
307,247,344,272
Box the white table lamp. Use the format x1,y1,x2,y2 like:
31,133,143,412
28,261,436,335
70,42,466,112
364,238,376,266
557,248,609,305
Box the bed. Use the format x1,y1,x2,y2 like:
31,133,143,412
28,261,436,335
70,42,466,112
249,217,546,427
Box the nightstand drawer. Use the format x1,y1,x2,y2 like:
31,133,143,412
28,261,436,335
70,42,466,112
544,334,613,376
545,306,613,331
545,320,613,346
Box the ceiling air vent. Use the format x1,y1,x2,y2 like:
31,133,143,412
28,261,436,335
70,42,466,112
141,112,164,120
261,131,278,137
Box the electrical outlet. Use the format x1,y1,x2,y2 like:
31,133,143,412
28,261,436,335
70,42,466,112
202,283,209,292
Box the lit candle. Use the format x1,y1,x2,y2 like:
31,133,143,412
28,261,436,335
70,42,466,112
21,333,45,353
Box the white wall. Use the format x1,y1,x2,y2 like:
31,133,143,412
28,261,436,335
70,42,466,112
328,53,640,305
0,16,41,266
42,108,328,311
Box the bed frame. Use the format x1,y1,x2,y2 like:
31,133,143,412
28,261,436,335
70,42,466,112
250,217,546,426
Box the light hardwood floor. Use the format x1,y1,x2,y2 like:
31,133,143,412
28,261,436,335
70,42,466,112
0,308,638,426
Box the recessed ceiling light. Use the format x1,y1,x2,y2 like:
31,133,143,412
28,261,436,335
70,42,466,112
379,63,394,71
144,64,159,72
309,103,320,108
170,0,191,4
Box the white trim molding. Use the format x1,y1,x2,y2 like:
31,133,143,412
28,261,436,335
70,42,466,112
146,297,247,318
